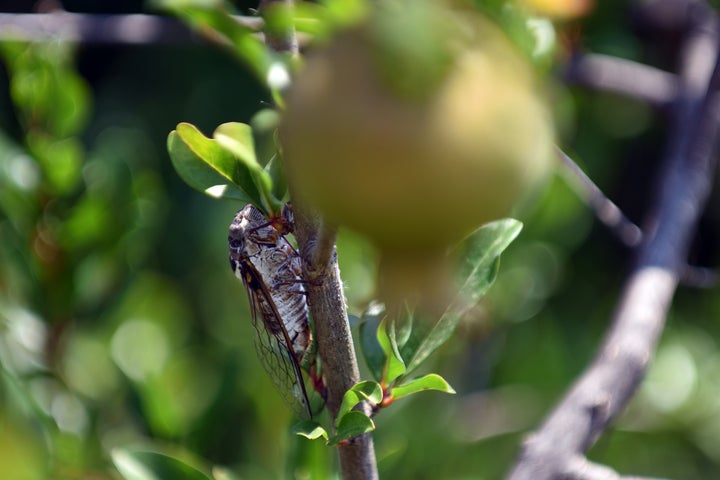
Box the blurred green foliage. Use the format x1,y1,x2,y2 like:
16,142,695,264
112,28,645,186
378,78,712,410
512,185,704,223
0,0,719,479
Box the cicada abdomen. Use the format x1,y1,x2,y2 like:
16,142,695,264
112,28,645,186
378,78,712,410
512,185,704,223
228,204,313,418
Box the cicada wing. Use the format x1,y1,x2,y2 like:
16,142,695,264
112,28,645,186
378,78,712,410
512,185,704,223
241,264,312,419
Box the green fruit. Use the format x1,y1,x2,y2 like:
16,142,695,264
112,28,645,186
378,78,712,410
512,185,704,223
281,2,554,253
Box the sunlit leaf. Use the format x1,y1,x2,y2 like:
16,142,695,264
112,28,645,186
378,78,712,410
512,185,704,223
352,380,384,404
212,122,257,168
292,420,329,441
377,317,405,384
321,0,369,31
390,303,414,351
525,16,557,67
359,306,385,382
212,466,241,480
112,448,212,480
279,2,329,37
336,380,383,425
168,129,248,202
457,218,523,301
399,219,523,375
261,0,368,42
168,123,276,209
213,122,277,210
331,411,375,444
174,122,256,193
390,373,455,401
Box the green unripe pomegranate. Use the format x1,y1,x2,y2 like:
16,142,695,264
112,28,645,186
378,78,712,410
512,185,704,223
282,1,553,254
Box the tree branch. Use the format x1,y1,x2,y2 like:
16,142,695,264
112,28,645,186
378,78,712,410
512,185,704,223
557,147,643,247
680,264,719,288
564,53,678,108
564,457,671,480
0,11,262,45
265,2,376,476
507,7,720,480
559,147,719,288
291,201,379,480
631,0,714,33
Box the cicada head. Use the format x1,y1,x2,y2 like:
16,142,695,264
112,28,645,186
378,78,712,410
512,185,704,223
229,204,264,273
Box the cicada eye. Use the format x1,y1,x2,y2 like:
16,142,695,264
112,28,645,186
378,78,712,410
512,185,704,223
229,219,246,253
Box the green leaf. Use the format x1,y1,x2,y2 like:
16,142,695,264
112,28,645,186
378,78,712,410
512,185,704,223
213,122,278,211
168,123,277,209
250,109,280,164
399,219,523,375
1,42,90,138
457,218,523,301
292,420,329,442
278,2,330,37
265,152,287,201
390,373,455,401
212,466,241,480
352,381,384,404
324,0,369,23
168,127,249,202
27,134,83,195
359,306,385,382
331,411,375,444
259,0,369,45
212,122,257,167
336,381,383,426
112,448,212,480
377,317,406,384
389,303,414,352
399,309,461,376
250,109,287,202
157,3,275,84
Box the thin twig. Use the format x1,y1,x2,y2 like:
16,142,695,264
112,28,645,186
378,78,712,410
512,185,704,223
0,12,262,44
508,6,720,480
259,0,299,55
631,0,714,33
557,147,643,247
558,148,719,287
564,53,678,108
681,264,720,288
564,457,671,480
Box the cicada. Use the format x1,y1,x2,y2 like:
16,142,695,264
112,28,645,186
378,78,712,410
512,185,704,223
228,204,314,418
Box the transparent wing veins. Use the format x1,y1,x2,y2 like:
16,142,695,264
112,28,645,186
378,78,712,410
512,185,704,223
239,258,312,419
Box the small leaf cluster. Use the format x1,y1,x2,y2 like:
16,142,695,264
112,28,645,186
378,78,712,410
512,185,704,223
167,111,284,217
294,219,523,444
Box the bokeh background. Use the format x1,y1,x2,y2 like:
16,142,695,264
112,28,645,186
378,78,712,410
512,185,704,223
1,0,720,479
